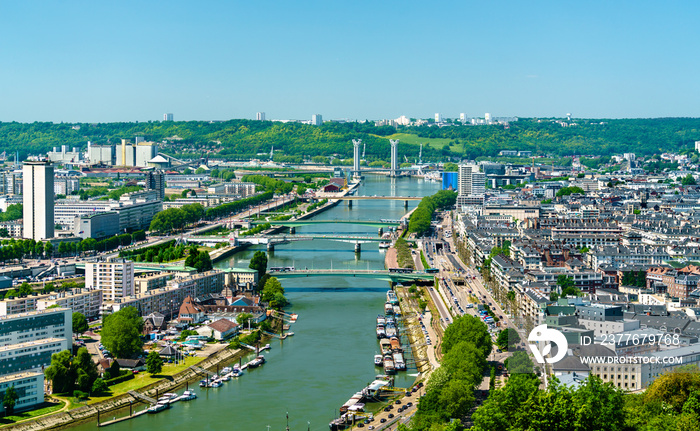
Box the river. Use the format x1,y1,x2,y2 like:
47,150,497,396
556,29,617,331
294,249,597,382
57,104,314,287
74,174,440,431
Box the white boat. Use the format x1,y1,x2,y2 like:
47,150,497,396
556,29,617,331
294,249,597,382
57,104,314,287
157,393,178,404
180,390,197,401
221,367,233,374
384,302,394,314
379,241,391,249
221,374,231,381
148,402,169,413
374,354,383,366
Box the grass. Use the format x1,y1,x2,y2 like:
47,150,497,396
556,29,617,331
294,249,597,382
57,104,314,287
0,402,66,425
54,355,206,406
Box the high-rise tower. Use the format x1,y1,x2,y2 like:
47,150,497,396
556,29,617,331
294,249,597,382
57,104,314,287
23,160,55,241
352,139,362,177
390,140,399,177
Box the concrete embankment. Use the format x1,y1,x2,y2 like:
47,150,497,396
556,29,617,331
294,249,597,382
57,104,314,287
5,346,252,431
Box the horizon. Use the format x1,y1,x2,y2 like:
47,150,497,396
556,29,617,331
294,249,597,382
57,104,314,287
1,1,698,123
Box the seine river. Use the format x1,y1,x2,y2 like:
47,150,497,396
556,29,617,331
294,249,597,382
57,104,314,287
74,174,440,431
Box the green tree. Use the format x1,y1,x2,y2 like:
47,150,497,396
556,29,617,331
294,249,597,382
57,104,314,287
557,275,580,297
44,350,74,393
496,328,520,351
236,313,254,326
443,162,459,172
249,250,268,280
91,378,108,395
681,174,697,186
261,277,288,309
505,350,535,374
146,350,163,375
441,315,492,357
72,312,89,336
100,307,144,358
0,228,9,237
2,385,18,416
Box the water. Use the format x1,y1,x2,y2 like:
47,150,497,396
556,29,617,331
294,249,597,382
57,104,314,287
75,175,440,431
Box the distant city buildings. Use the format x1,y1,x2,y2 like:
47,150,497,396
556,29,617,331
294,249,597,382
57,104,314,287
256,112,266,121
312,114,323,126
85,259,135,304
23,160,54,241
435,113,443,123
164,113,174,121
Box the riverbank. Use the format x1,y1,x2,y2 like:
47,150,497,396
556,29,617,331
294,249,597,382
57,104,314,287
3,338,271,431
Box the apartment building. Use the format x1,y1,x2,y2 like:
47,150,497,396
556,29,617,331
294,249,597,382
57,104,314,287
85,259,135,303
0,293,50,317
36,288,103,320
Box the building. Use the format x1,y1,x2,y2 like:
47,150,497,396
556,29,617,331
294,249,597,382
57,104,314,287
164,113,174,121
134,272,174,295
196,318,239,340
312,114,322,126
85,259,135,303
0,293,51,316
87,143,115,165
457,164,485,208
36,288,103,320
256,112,265,121
74,212,120,240
54,175,80,196
109,270,225,317
435,113,443,123
116,139,158,168
23,160,54,241
442,172,458,190
146,170,165,200
0,308,71,411
459,113,467,123
47,146,82,164
0,221,22,237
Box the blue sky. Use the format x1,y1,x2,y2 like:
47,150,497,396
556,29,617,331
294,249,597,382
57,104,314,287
1,1,698,122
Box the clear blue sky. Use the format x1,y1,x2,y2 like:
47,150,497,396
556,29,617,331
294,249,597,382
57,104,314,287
1,1,698,123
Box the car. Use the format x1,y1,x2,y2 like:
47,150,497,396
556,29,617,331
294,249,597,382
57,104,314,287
357,424,364,428
388,414,394,419
364,419,370,424
368,427,375,430
395,400,401,404
406,402,413,407
384,407,391,412
397,407,403,413
405,391,412,396
380,419,387,424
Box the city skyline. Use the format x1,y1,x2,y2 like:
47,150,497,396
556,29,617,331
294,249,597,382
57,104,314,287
1,1,698,123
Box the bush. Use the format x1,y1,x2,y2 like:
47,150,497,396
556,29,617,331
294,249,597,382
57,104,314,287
104,371,135,386
73,390,88,400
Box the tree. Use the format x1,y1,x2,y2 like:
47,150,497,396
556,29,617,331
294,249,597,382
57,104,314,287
236,313,254,326
3,385,18,416
72,312,89,336
443,162,459,172
0,228,9,237
44,350,75,393
557,275,580,297
495,328,520,351
505,350,535,374
441,315,492,357
100,307,144,358
249,250,268,280
73,347,98,392
44,241,54,258
146,350,163,375
681,174,697,186
91,378,108,395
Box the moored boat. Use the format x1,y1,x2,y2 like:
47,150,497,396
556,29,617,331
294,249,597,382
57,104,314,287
384,302,393,314
393,352,406,371
147,402,169,413
379,241,391,249
383,354,396,374
376,324,386,338
374,354,382,366
180,390,197,401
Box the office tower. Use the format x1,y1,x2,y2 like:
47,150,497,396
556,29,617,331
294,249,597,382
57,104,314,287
23,160,55,241
146,169,166,200
457,164,485,207
485,113,492,122
435,113,443,123
312,114,323,126
164,113,174,121
256,112,266,121
459,113,467,123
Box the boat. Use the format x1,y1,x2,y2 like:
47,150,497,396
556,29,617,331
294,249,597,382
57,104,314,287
199,379,208,387
147,402,169,413
221,374,231,381
385,323,397,338
374,354,383,366
376,324,386,338
180,390,197,401
387,290,399,305
379,339,392,355
285,332,295,336
389,337,401,351
376,315,386,325
393,305,401,316
157,393,179,404
379,241,391,249
208,380,222,388
393,352,406,371
232,368,243,377
222,367,233,374
383,354,396,374
249,355,266,368
384,302,393,314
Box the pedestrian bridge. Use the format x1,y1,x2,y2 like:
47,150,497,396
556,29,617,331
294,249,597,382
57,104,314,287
268,269,434,283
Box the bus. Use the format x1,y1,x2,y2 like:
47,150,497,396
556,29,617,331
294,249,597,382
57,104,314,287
425,268,440,274
388,268,414,274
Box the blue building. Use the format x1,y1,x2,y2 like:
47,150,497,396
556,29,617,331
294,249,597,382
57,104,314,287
442,172,458,190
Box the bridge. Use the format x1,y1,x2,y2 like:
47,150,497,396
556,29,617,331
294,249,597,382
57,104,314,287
333,196,423,201
250,219,402,228
268,269,434,283
183,234,413,252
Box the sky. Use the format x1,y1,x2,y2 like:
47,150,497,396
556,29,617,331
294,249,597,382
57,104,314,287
1,1,698,123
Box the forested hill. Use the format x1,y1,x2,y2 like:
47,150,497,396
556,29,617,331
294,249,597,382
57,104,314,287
1,118,699,162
